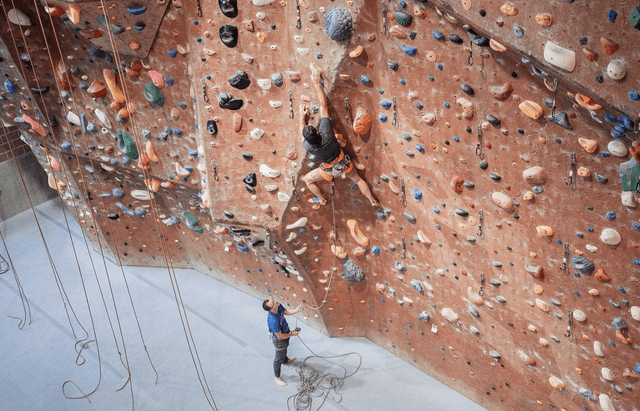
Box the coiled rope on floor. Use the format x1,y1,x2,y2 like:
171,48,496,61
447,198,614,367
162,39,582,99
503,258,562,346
287,332,362,411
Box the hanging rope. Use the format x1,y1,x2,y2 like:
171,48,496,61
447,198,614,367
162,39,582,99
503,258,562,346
0,226,32,329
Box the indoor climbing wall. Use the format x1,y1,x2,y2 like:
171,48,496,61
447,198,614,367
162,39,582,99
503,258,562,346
1,1,639,411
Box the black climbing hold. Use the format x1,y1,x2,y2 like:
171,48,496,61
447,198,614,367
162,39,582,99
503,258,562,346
447,34,463,44
511,72,518,78
542,97,554,108
207,119,218,135
479,160,488,169
224,211,235,219
242,152,253,160
461,83,474,95
243,172,257,187
403,211,417,223
245,184,255,194
479,9,486,17
571,255,595,274
387,60,399,71
408,31,417,40
30,86,49,95
466,29,489,47
595,173,608,184
219,92,243,110
341,258,365,283
490,172,501,181
517,128,525,134
324,6,353,42
219,25,238,48
271,72,283,87
531,65,550,79
218,0,238,18
393,11,413,27
486,114,500,126
414,101,423,109
251,239,264,247
230,227,251,235
548,111,573,130
455,208,469,217
228,69,251,89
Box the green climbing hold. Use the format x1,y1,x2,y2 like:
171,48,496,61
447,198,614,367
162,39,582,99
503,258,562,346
184,212,204,233
143,82,164,107
117,129,139,159
393,11,413,27
619,158,640,191
97,14,106,25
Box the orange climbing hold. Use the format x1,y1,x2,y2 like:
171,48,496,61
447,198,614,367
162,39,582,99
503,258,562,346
600,37,619,55
66,4,81,24
103,69,126,103
347,219,369,247
349,45,364,58
519,101,543,119
594,269,611,282
87,80,107,98
146,141,159,162
574,93,602,111
451,175,464,192
353,107,372,135
23,115,46,137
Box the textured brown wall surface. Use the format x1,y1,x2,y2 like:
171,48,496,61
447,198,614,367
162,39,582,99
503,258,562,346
1,1,639,410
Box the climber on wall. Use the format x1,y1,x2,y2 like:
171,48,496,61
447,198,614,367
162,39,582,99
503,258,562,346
262,298,302,386
300,63,379,207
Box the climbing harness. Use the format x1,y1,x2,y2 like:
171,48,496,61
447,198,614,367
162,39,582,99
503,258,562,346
295,0,302,29
211,160,219,181
291,172,300,202
566,151,576,190
479,272,485,296
401,237,406,260
381,1,388,35
477,209,484,238
288,89,294,119
561,243,569,273
320,154,351,180
392,97,398,127
475,124,484,160
400,178,407,207
344,98,351,127
565,311,573,339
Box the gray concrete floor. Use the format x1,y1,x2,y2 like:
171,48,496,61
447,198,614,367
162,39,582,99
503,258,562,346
0,199,488,411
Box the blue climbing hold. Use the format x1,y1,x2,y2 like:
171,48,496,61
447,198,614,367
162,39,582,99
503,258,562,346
444,102,450,108
361,74,370,83
167,49,178,58
513,26,524,38
379,99,392,109
399,78,406,85
608,10,618,23
236,244,249,253
415,143,425,153
630,91,639,101
632,221,640,231
606,211,616,220
4,79,16,94
432,30,444,40
432,206,440,214
412,188,423,200
372,246,380,255
401,44,417,56
379,114,388,122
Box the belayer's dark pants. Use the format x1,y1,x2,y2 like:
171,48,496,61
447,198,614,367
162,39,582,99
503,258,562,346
272,338,290,378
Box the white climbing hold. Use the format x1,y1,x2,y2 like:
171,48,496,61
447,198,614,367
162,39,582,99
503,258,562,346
130,190,153,201
8,8,31,26
601,367,613,381
264,184,278,192
242,53,254,64
256,11,266,20
491,192,514,211
95,109,111,129
607,59,626,81
543,41,576,72
260,164,280,178
573,309,586,321
253,0,277,5
293,35,303,43
277,192,290,202
621,191,636,208
67,111,81,125
585,244,598,252
296,48,310,56
598,394,616,411
607,140,627,157
594,341,604,357
286,217,308,230
286,232,297,242
548,376,565,389
631,306,640,321
175,162,191,177
440,308,459,323
599,228,621,245
257,79,272,90
522,166,547,184
269,100,282,108
294,247,307,255
250,128,265,140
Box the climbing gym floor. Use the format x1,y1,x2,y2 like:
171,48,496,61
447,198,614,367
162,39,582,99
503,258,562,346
0,199,487,411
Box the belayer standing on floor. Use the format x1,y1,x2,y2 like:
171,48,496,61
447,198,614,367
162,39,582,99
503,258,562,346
263,298,303,386
300,63,379,207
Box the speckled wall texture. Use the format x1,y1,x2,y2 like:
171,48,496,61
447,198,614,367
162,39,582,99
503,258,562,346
1,1,638,410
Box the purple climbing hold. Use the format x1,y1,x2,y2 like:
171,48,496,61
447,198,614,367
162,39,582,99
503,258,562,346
324,6,353,42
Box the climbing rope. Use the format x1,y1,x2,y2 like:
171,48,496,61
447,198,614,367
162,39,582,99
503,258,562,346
287,332,362,411
0,227,32,329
